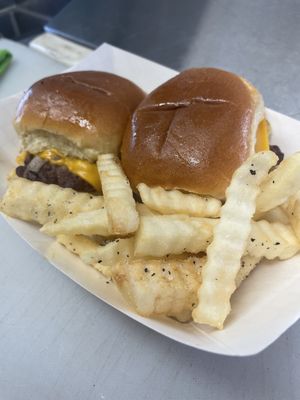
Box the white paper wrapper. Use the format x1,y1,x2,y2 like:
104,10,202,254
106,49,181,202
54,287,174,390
1,43,300,356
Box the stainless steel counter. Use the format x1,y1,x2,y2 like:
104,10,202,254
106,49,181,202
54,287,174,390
1,1,300,399
46,0,300,119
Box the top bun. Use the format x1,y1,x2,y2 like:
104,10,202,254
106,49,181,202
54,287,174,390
15,71,145,161
121,68,265,199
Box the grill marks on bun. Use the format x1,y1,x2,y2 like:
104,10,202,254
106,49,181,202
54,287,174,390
121,68,265,199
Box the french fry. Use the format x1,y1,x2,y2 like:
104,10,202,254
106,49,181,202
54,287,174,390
80,237,134,266
97,154,139,235
134,215,217,258
192,151,278,329
283,191,300,241
134,213,293,260
113,257,205,322
113,255,261,322
0,177,104,225
235,255,262,288
136,203,158,216
246,220,300,260
41,209,109,237
57,234,135,277
256,152,300,212
254,206,289,225
56,234,112,278
137,183,221,217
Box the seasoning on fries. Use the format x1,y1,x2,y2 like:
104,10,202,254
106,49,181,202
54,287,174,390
192,151,277,329
1,67,300,332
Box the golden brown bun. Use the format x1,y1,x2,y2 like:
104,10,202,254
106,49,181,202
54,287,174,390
15,71,145,161
121,68,264,199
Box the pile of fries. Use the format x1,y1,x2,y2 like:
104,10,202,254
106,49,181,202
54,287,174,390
2,149,300,329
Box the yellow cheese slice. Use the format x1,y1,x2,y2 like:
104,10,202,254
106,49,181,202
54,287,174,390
255,119,269,152
16,151,27,165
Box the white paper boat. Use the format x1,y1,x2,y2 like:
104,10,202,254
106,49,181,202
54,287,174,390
1,43,300,356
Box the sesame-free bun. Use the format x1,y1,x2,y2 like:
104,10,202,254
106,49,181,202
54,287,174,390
121,68,265,199
15,71,145,161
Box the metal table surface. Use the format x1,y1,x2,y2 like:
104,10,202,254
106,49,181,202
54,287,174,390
1,0,300,399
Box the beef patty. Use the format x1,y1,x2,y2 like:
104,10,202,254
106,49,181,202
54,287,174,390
16,153,95,193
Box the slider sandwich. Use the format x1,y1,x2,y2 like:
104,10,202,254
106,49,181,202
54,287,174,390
121,68,271,199
14,71,145,193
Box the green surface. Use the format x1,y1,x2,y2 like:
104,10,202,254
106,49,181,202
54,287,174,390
0,49,12,76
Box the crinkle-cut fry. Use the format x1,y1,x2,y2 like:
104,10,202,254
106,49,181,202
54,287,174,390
254,206,289,225
283,191,300,241
134,213,296,261
134,213,291,259
256,152,300,212
235,255,262,288
137,183,221,217
136,203,158,216
192,151,278,329
112,257,205,322
41,209,109,237
97,154,139,235
57,234,134,277
247,220,300,260
56,234,112,278
79,237,134,266
113,255,261,322
0,177,104,225
134,215,217,258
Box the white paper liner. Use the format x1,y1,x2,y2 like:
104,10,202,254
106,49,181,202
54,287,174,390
1,43,300,356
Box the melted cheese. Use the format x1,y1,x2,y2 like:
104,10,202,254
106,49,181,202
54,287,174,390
16,151,27,165
17,149,101,191
255,119,269,152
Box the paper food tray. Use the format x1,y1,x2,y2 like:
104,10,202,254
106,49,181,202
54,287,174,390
1,43,300,356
